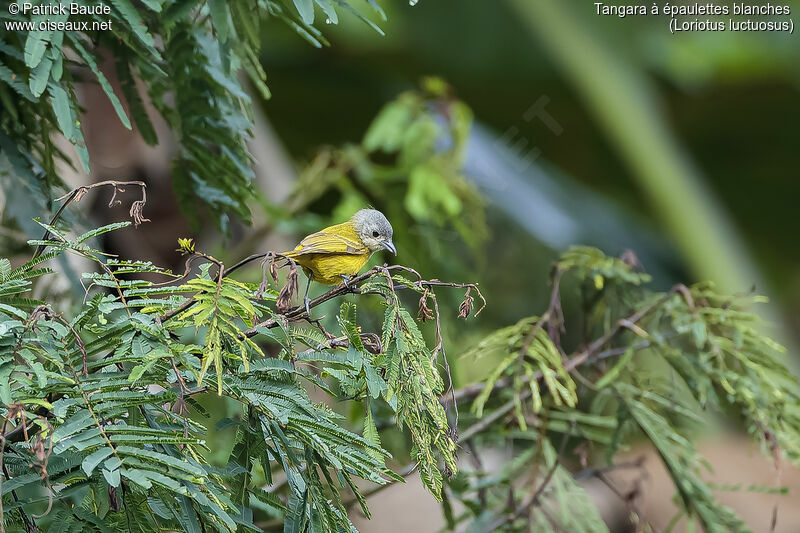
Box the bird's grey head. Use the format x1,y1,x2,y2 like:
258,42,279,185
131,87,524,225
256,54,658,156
352,209,396,254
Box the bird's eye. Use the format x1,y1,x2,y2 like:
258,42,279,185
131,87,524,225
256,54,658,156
372,231,379,237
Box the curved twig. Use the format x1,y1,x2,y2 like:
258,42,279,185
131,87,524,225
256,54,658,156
33,180,148,259
237,264,485,339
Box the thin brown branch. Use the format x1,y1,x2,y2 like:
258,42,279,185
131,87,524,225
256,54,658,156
519,268,566,362
465,440,487,507
483,426,572,532
446,285,682,409
33,180,148,259
158,252,296,323
52,313,87,376
148,255,203,288
238,265,484,339
573,456,646,481
446,339,653,406
452,286,676,441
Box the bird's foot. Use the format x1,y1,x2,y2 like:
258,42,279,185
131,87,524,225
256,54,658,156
340,275,351,288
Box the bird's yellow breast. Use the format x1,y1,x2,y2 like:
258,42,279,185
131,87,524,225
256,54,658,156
294,252,372,285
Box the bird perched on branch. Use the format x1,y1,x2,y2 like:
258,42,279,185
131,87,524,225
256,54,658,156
282,209,396,316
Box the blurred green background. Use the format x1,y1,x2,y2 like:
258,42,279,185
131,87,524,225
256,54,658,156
254,0,799,346
248,4,800,527
2,1,798,529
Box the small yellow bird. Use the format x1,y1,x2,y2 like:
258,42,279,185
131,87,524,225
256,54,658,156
282,209,396,315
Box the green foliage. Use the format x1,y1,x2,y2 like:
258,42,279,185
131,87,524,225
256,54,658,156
286,78,487,266
0,218,468,531
0,0,389,233
362,77,478,238
369,276,457,501
174,269,264,394
529,440,609,533
557,245,651,289
0,253,55,312
2,7,797,528
617,385,749,532
447,246,798,532
467,316,577,424
3,228,797,532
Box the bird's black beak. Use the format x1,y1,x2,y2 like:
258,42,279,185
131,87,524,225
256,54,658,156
381,240,397,255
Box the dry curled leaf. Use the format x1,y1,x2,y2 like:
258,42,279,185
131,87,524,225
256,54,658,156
458,288,474,319
256,253,280,299
276,262,299,313
73,186,89,203
6,402,24,420
674,283,697,312
573,441,589,469
28,304,52,325
620,249,642,270
418,290,435,322
360,332,383,354
447,425,459,442
108,485,120,512
129,200,150,227
31,436,47,464
269,254,281,285
171,397,189,417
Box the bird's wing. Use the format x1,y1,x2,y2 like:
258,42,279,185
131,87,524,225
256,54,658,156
289,229,367,256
